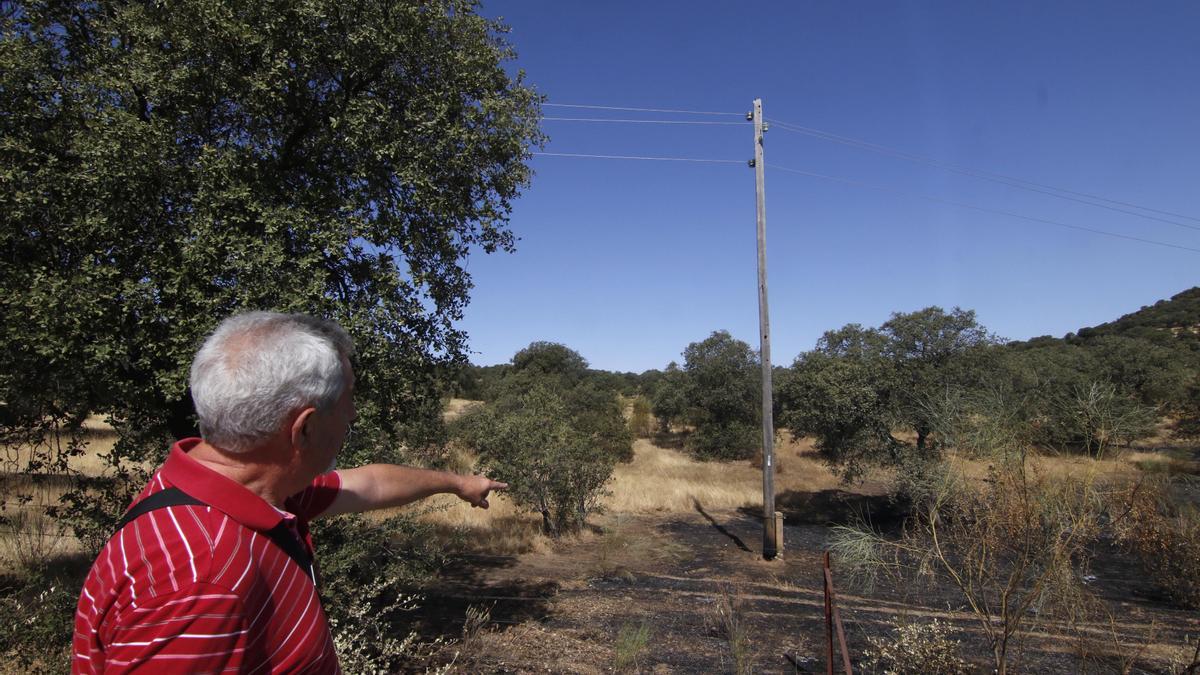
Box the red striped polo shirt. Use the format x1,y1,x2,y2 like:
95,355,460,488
73,438,342,674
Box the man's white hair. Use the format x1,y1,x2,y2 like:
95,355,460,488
190,311,354,453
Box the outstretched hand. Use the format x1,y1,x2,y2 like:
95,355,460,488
456,474,508,509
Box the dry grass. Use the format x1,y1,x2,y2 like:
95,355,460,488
442,398,482,422
590,516,692,580
391,435,851,555
605,440,761,513
1,415,121,478
605,436,847,514
0,417,121,572
1125,450,1200,477
389,493,551,556
945,448,1148,486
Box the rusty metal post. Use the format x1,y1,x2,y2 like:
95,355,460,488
823,551,853,675
824,552,834,675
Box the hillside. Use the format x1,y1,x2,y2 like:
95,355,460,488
1076,286,1200,344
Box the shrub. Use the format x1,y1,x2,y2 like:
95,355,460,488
314,512,447,671
456,381,629,537
1113,478,1200,609
713,586,753,675
628,395,654,438
839,450,1107,675
1043,382,1158,455
650,363,689,434
863,618,970,675
0,568,79,671
688,421,760,462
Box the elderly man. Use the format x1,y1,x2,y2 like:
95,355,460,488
72,312,506,673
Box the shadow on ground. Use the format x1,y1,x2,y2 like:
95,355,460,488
408,553,558,637
752,489,910,533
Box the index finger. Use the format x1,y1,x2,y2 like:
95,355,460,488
489,480,509,491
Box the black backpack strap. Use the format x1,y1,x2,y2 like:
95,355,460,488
115,487,205,531
263,522,315,582
114,486,315,582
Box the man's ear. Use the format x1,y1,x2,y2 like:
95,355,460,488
290,407,318,449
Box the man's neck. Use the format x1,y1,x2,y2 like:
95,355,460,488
187,439,305,510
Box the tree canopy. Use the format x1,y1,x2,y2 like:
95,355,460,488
779,307,998,479
511,341,590,383
0,0,543,518
681,330,761,460
453,342,631,536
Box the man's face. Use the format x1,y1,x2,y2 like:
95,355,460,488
301,358,356,476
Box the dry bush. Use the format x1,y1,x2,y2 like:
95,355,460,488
1167,635,1200,674
713,586,752,675
626,396,655,439
922,456,1104,673
0,571,77,672
863,618,970,675
836,449,1109,675
0,508,71,573
1066,614,1163,675
1111,476,1200,609
462,603,492,647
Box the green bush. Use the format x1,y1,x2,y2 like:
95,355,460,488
314,512,447,672
681,331,761,461
650,363,689,434
455,379,629,537
0,568,79,672
688,422,760,461
613,621,652,672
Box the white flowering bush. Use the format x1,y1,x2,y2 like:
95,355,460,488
863,618,970,675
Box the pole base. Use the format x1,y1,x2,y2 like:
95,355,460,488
762,511,784,560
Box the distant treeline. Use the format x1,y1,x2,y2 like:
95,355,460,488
449,287,1200,473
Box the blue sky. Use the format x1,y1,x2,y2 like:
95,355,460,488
459,1,1199,373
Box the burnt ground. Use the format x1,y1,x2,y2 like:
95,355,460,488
406,494,1200,674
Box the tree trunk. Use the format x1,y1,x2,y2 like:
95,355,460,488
994,636,1008,675
541,509,558,538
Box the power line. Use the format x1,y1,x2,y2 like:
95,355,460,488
544,102,744,117
533,151,743,164
539,102,1200,229
542,116,745,126
768,163,1200,255
528,99,1199,253
767,118,1200,231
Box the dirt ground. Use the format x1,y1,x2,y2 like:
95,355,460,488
410,498,1199,674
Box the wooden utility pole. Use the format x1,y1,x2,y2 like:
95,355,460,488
749,98,779,560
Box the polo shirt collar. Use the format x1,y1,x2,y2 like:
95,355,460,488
161,438,291,532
